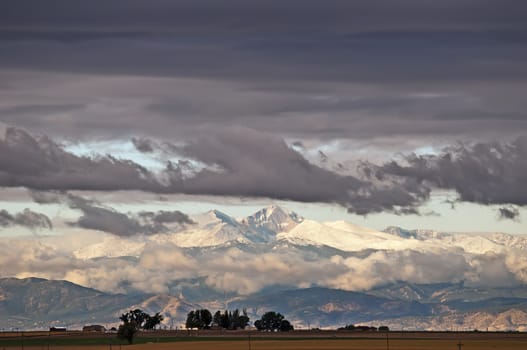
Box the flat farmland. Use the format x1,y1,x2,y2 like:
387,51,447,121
0,331,526,349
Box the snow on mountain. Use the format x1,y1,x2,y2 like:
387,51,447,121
241,205,303,242
74,235,147,259
74,205,527,261
158,210,252,247
277,219,426,252
384,226,527,255
243,205,303,233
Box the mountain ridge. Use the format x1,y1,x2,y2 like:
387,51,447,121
3,277,527,331
5,205,527,330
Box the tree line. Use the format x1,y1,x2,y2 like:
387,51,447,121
185,309,293,331
117,307,295,344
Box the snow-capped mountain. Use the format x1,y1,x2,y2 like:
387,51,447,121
24,205,527,331
242,205,303,235
160,209,252,247
384,226,527,254
74,235,147,259
74,205,527,258
276,219,429,252
76,205,304,258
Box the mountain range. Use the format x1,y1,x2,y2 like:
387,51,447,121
2,205,527,331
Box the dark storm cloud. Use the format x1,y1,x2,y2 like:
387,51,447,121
28,191,194,236
0,1,526,144
131,137,155,153
0,0,525,83
498,207,520,221
68,196,147,236
0,208,52,230
375,136,527,207
2,0,526,35
167,127,430,215
67,194,194,236
1,30,525,84
5,127,527,216
2,126,427,215
138,210,194,226
0,127,160,192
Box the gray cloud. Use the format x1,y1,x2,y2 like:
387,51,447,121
0,104,82,116
2,1,525,36
498,206,520,221
0,127,160,192
0,208,52,230
28,190,194,236
167,127,430,215
66,194,149,236
138,210,194,226
4,231,527,296
5,127,527,217
131,137,155,153
2,127,429,215
29,190,64,204
375,136,527,207
0,0,525,150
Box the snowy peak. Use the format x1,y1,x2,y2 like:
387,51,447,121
243,205,303,234
277,219,419,252
197,209,240,227
169,210,250,248
383,226,527,255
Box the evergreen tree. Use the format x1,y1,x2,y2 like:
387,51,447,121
185,309,212,329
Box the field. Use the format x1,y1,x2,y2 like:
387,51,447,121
0,330,526,349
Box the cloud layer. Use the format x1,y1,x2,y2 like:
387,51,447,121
373,136,527,207
2,127,527,218
3,228,527,296
0,1,526,145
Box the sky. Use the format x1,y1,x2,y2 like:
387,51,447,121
1,0,526,240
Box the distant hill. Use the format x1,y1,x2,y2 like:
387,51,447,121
0,277,145,329
2,277,527,331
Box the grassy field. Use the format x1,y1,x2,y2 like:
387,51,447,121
0,331,526,349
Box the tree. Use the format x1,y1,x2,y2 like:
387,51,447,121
117,321,139,344
234,309,250,330
144,312,164,330
213,310,222,327
185,309,212,329
254,311,293,331
117,309,164,344
119,309,149,328
280,319,294,332
212,309,250,330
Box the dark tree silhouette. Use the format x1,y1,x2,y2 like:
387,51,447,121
254,311,293,331
144,312,164,330
117,309,164,344
117,321,139,344
185,309,212,329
